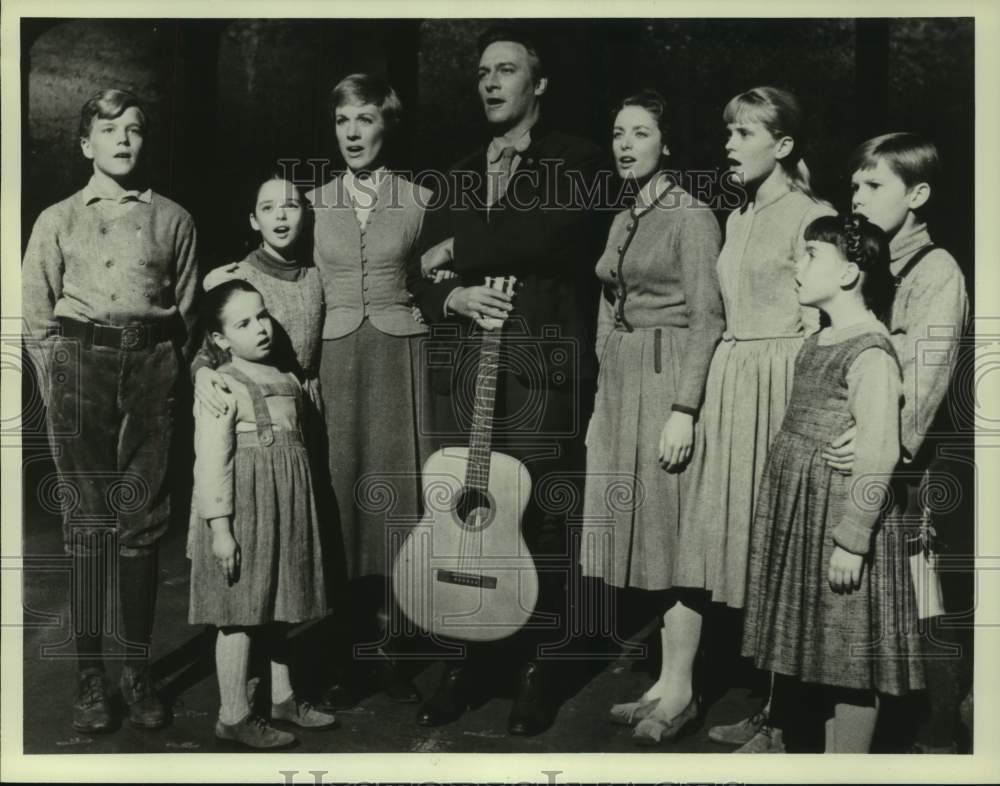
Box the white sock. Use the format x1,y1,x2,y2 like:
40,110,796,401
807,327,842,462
271,660,294,705
216,628,252,725
828,696,879,753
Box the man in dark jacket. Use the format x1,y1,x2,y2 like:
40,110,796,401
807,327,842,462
408,24,608,736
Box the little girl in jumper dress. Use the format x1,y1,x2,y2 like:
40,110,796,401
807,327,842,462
188,279,335,749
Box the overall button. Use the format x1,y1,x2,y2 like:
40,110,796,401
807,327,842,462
105,259,114,267
616,246,623,254
100,226,109,235
138,259,147,267
610,270,617,278
110,293,118,301
626,223,635,231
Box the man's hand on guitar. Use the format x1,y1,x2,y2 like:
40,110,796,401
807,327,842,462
658,411,694,473
448,285,514,330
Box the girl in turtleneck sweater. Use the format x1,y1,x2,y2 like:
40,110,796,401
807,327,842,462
196,175,324,405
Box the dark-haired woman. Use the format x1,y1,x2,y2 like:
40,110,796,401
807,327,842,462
306,73,432,707
579,90,724,741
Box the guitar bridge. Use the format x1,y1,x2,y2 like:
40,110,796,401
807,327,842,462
436,569,498,589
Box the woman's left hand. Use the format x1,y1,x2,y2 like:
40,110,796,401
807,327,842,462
658,411,694,473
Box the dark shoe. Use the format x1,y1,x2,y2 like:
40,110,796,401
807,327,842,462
508,662,555,737
72,668,114,734
119,663,168,730
215,713,297,749
416,664,469,727
378,649,421,704
318,679,355,712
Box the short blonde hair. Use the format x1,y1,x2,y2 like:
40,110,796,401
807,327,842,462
330,73,402,133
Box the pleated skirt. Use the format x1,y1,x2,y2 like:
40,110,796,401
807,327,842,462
673,335,802,608
740,430,924,695
188,434,328,626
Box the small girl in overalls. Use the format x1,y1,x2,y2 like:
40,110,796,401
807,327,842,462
188,278,334,749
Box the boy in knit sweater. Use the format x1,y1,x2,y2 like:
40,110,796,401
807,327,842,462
22,89,198,733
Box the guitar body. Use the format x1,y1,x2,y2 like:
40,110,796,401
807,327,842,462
392,447,538,642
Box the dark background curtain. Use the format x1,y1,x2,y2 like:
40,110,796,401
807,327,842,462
21,16,974,284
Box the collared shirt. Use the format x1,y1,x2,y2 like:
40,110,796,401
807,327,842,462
81,172,153,220
485,128,532,210
343,166,387,229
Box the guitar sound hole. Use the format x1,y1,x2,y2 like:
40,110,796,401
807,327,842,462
454,487,494,531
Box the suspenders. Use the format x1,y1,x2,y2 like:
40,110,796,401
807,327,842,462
893,244,939,288
222,365,303,445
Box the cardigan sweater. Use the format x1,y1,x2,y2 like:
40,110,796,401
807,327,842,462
22,185,198,356
594,181,724,411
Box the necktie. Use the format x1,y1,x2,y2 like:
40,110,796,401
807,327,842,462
490,145,517,208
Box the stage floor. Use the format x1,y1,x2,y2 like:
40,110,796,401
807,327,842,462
19,493,951,755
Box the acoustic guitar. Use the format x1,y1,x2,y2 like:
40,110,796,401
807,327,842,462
392,276,539,642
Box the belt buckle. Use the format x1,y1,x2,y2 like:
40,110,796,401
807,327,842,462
120,326,143,350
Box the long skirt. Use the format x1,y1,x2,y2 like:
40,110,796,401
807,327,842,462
320,321,431,580
673,335,802,608
580,325,691,590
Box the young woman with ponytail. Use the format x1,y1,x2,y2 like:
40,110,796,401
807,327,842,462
619,86,835,746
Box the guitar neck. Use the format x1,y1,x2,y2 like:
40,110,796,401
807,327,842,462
465,327,502,492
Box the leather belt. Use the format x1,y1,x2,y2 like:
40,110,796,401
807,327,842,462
50,317,178,351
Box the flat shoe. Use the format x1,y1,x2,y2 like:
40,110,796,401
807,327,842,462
215,713,297,750
609,696,660,726
632,698,699,745
272,696,338,730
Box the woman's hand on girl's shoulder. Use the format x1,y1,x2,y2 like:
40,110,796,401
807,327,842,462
203,262,242,291
195,367,234,418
